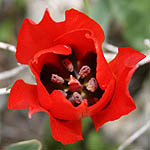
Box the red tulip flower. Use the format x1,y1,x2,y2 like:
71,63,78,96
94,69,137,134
8,9,145,144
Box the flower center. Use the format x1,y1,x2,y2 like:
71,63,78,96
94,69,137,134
40,56,104,107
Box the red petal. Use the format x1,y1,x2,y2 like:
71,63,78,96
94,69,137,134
65,9,104,44
92,48,146,130
8,80,47,118
49,90,88,120
49,112,83,144
54,29,96,60
8,80,34,109
109,47,146,79
16,9,65,64
96,45,114,89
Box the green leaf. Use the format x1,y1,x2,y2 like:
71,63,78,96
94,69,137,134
0,18,14,42
14,0,26,11
89,0,111,35
5,139,42,150
108,0,150,51
0,0,2,5
82,117,92,133
83,0,90,16
86,130,117,150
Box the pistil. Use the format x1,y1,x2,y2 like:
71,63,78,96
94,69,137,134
68,75,81,92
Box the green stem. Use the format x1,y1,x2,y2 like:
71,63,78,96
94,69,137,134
83,0,90,16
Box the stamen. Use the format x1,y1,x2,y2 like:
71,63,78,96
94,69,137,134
79,65,91,79
69,92,82,106
68,75,81,92
86,77,98,92
58,90,67,97
62,58,74,72
51,74,64,84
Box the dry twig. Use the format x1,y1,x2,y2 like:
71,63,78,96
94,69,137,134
0,42,16,53
103,42,118,53
0,88,10,95
0,65,27,80
118,120,150,150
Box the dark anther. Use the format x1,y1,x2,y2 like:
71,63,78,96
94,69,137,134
86,77,98,92
69,92,82,106
79,65,91,79
62,58,74,72
51,74,64,84
58,90,67,97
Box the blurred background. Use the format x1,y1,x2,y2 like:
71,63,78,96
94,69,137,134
0,0,150,150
